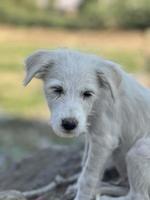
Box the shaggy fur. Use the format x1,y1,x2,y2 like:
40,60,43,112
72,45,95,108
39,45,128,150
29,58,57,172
24,48,150,200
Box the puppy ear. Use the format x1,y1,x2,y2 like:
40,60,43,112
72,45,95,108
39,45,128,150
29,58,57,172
23,50,56,86
96,60,122,101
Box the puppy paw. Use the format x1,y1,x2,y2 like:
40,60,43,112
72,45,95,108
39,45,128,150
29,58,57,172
65,183,77,196
62,185,76,200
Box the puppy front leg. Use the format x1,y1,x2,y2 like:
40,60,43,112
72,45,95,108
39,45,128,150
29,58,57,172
82,134,89,167
75,135,115,200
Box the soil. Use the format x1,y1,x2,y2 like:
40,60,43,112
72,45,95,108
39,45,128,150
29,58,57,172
0,145,82,200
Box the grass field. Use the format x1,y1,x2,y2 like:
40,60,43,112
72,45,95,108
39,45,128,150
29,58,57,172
0,26,150,118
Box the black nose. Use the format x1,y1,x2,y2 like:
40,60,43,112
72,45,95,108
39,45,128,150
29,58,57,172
61,118,78,131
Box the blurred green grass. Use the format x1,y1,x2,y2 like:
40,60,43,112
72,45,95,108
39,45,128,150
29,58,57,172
0,27,148,118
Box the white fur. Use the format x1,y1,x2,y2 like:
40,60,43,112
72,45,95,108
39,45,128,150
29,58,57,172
24,48,150,200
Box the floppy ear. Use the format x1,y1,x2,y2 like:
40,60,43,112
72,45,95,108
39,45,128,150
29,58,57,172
96,60,122,101
23,50,56,86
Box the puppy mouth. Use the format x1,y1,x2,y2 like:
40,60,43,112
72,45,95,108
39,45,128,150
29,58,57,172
59,129,81,138
52,127,83,138
60,133,77,138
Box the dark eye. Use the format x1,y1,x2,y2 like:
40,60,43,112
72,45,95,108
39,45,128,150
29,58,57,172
82,91,94,98
51,86,63,95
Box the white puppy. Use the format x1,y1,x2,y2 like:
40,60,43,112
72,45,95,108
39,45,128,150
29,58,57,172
24,49,150,200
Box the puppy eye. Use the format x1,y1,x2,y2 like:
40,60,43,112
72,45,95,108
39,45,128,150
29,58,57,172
82,91,94,98
51,86,63,95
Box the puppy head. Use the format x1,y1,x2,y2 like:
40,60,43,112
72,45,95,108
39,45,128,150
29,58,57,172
24,49,121,137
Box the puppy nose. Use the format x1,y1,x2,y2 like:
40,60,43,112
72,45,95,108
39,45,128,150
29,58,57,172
61,118,78,131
